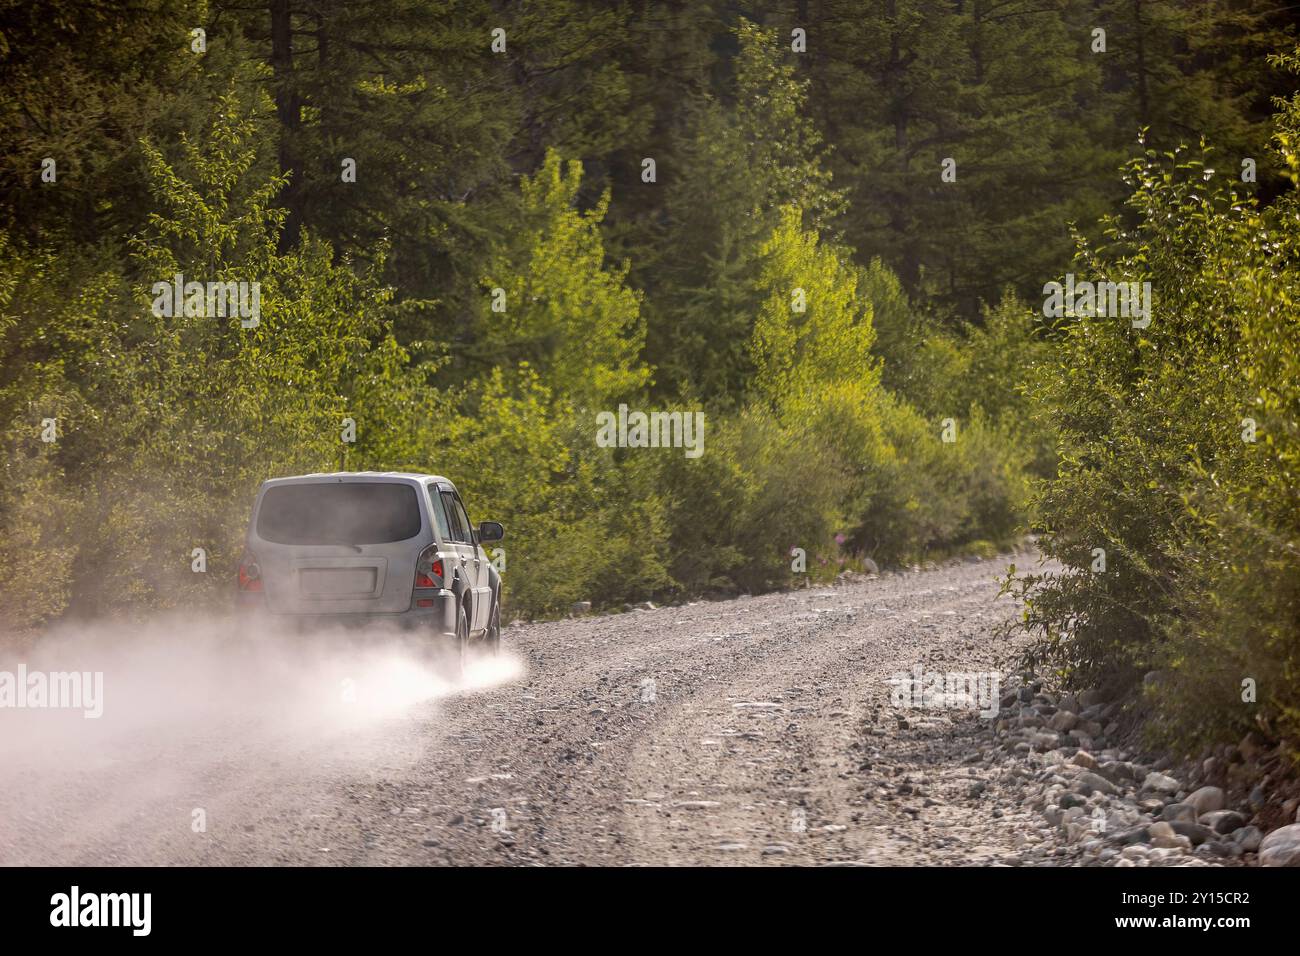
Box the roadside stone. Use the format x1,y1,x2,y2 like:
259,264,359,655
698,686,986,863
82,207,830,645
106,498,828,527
1071,750,1098,771
1161,802,1197,824
1113,825,1150,845
1234,826,1263,852
1141,771,1180,796
1200,810,1247,835
1098,761,1135,784
1065,821,1090,843
1168,821,1213,847
1248,785,1267,813
1259,824,1300,867
1148,821,1184,849
1185,786,1226,816
1048,710,1079,733
1192,836,1233,858
1074,771,1117,797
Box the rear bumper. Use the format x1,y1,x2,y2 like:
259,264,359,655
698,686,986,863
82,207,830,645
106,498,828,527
235,588,458,637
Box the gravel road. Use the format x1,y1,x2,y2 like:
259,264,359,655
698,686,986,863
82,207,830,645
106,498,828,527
1,552,1049,866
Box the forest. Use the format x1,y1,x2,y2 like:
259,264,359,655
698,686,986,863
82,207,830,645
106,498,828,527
2,0,1299,752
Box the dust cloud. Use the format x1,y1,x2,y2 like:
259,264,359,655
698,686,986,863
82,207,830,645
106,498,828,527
0,614,522,864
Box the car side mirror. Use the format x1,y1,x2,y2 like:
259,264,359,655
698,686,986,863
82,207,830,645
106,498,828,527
478,521,504,543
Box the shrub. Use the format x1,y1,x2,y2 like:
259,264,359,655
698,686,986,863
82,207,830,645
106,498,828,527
1012,75,1300,748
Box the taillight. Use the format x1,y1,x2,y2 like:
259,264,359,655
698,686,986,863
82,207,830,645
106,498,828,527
238,553,263,592
415,545,444,589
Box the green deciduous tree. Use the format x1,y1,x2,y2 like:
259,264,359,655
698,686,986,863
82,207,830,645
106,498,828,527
475,149,650,412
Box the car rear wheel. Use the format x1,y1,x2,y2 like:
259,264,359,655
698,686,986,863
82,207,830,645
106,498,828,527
486,600,500,656
428,604,467,680
453,603,468,676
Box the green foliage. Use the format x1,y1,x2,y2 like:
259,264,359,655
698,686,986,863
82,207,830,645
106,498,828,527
1011,75,1300,746
13,0,1293,731
635,18,846,401
476,150,650,410
0,6,1050,637
901,292,1057,481
416,364,672,617
754,0,1294,319
0,0,217,246
653,407,843,594
751,206,878,412
855,398,1030,564
0,89,422,621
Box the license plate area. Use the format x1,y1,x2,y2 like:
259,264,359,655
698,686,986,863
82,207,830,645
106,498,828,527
299,567,377,596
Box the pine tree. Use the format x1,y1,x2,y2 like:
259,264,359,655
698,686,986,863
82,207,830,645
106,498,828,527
638,18,845,402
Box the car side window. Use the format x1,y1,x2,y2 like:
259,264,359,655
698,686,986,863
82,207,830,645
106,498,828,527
452,495,475,544
426,485,452,541
440,491,469,543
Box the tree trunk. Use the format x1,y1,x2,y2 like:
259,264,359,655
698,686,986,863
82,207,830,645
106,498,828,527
1133,0,1150,129
271,0,304,252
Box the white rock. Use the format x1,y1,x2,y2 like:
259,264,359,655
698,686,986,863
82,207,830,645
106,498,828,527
1185,785,1226,815
1260,824,1300,867
1148,821,1186,849
1141,771,1180,795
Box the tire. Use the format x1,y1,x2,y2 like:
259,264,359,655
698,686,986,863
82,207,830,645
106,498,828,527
447,603,468,680
486,599,501,657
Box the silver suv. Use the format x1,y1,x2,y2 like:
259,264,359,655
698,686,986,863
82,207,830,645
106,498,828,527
236,472,503,666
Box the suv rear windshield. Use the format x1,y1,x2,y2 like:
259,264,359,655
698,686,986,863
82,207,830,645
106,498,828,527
256,482,422,545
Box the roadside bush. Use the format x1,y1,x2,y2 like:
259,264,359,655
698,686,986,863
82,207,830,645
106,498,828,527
656,407,845,595
853,397,1029,564
432,365,674,617
1012,63,1300,749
